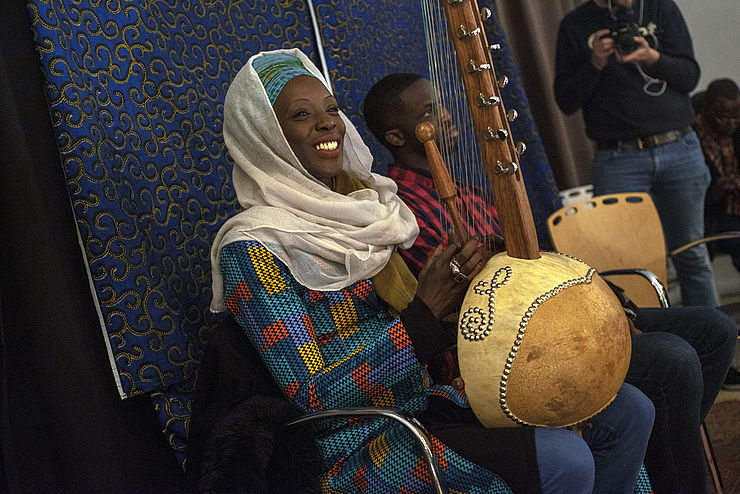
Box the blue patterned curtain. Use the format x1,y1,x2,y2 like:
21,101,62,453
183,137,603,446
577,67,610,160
27,0,559,465
27,0,319,462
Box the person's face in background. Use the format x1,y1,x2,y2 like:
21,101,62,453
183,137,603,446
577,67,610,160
396,78,459,155
709,95,740,136
273,75,346,187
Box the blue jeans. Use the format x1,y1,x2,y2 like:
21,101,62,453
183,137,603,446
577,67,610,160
627,306,736,494
592,132,718,307
536,383,654,494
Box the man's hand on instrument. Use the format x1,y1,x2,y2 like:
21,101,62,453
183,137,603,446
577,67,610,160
417,237,484,320
477,233,505,262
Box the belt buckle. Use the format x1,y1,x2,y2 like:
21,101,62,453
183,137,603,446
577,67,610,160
636,137,645,150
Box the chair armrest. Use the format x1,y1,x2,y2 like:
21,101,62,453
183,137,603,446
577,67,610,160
599,268,670,308
669,231,740,256
285,407,448,494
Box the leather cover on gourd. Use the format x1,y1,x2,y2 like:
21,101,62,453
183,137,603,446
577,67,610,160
457,251,631,428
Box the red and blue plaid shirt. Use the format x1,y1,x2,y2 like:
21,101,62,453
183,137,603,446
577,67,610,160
388,164,503,276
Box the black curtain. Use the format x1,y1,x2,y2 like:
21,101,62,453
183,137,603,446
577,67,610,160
0,2,184,492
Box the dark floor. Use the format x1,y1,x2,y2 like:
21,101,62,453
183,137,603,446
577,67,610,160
706,391,740,494
695,253,740,494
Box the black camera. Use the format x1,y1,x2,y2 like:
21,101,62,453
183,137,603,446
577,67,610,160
604,6,641,55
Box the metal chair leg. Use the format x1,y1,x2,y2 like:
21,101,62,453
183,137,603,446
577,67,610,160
701,422,724,494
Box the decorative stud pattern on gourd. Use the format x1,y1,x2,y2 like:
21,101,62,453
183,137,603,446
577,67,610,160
498,267,597,424
460,266,512,341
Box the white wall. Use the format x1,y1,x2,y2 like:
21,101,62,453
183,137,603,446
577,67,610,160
673,0,740,94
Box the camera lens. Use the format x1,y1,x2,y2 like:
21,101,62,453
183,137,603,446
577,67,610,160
610,6,639,55
615,31,638,54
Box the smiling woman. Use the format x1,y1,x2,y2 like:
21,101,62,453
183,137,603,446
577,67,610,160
272,75,346,187
210,49,422,299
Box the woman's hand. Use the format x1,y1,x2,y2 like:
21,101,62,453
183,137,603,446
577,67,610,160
416,237,485,320
477,233,506,262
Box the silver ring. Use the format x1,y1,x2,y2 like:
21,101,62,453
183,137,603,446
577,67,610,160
450,259,462,276
450,259,467,284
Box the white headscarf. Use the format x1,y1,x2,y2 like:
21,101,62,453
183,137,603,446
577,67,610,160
210,48,419,312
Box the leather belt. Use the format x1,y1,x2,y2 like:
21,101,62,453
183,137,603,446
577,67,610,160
596,126,692,151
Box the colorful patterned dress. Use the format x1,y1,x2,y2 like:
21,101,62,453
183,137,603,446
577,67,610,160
219,240,512,493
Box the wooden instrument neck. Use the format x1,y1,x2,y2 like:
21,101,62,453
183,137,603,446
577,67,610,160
441,0,540,260
416,122,470,245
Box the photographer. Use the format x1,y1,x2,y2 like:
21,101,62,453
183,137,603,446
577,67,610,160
555,0,718,308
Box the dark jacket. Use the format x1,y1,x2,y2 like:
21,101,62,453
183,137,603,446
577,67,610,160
186,316,322,494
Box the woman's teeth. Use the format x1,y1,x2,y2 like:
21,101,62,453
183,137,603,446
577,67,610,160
315,141,338,151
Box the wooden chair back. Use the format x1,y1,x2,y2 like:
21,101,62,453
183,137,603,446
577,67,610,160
547,193,667,307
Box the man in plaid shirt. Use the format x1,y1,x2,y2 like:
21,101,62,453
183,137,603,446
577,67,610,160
363,73,506,386
363,73,504,278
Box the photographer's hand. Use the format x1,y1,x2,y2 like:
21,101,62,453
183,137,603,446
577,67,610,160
590,29,615,70
618,36,660,65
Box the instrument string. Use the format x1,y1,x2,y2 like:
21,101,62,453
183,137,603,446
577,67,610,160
420,0,499,251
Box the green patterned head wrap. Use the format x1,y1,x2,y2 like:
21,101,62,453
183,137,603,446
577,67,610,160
251,52,318,106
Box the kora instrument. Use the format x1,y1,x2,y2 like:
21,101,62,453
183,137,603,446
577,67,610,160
419,0,631,428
